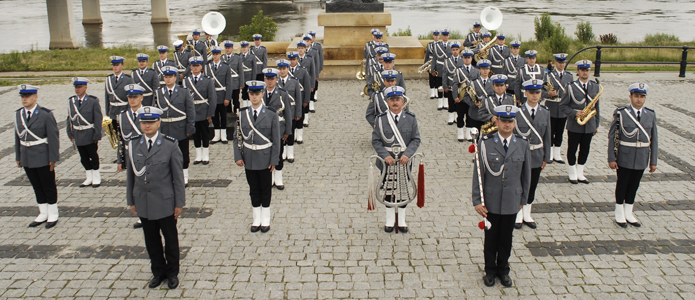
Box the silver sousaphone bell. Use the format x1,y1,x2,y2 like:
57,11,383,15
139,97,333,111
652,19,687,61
201,12,226,61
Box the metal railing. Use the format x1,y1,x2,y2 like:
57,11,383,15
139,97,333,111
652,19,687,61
567,45,691,78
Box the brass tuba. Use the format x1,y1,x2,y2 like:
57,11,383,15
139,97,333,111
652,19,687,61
418,60,432,74
576,80,604,126
476,6,503,61
356,59,367,80
102,116,119,149
474,39,497,62
458,80,477,102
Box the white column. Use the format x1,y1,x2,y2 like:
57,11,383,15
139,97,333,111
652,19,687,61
46,0,78,49
82,0,103,24
151,0,172,24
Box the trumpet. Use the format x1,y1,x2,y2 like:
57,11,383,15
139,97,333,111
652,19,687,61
576,80,604,126
356,59,367,80
418,60,432,74
102,116,119,149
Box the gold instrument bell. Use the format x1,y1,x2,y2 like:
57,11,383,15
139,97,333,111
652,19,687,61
102,116,119,149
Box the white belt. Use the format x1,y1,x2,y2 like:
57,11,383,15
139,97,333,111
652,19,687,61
530,144,543,150
143,92,153,97
231,74,239,78
161,116,186,122
159,81,166,85
508,75,517,79
193,99,209,105
491,64,503,68
256,62,263,65
73,124,94,130
243,142,272,150
620,141,650,148
215,87,226,91
278,117,285,123
20,139,47,147
178,68,186,73
110,102,128,107
384,147,404,153
543,98,561,102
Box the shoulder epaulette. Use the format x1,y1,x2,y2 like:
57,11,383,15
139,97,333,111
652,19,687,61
239,107,249,111
132,69,139,72
540,105,548,110
405,111,416,117
266,107,277,113
40,107,52,113
16,107,22,112
163,135,177,143
278,88,287,92
483,134,491,140
377,112,388,117
88,95,99,100
644,107,655,112
123,74,132,78
119,110,128,115
515,134,526,140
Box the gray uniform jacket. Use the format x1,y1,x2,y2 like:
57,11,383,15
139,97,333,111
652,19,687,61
289,65,312,105
104,73,134,119
516,64,545,104
156,86,196,140
205,62,234,103
488,45,510,75
310,42,324,72
240,52,258,83
126,132,185,220
174,50,192,75
515,105,552,168
223,54,245,90
472,133,531,215
299,54,317,89
66,94,103,146
607,106,658,170
464,78,494,121
365,92,410,128
464,32,481,48
278,76,302,120
263,88,294,136
250,45,268,73
559,80,601,133
365,59,381,81
367,70,406,97
152,59,177,85
132,68,159,106
306,46,321,79
478,94,515,122
442,56,466,92
14,105,60,168
233,106,281,169
542,70,574,118
451,66,481,100
188,40,208,61
502,55,525,90
117,109,142,164
371,111,421,169
182,75,217,121
424,41,435,64
364,41,389,60
433,41,452,78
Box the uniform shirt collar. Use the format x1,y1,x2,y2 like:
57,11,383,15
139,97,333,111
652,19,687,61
525,102,539,112
147,132,159,146
497,132,511,146
388,110,402,121
253,104,264,116
160,59,168,64
280,75,289,82
77,94,88,102
25,104,38,116
266,87,275,95
632,106,643,116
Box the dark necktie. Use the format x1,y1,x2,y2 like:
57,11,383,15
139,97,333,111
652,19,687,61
26,110,31,122
504,139,508,153
499,96,503,104
394,114,399,125
483,79,487,86
253,110,258,121
169,89,173,97
466,66,470,73
78,97,82,106
148,139,153,151
582,83,587,90
194,76,198,84
214,64,218,71
637,111,641,121
115,75,119,83
531,108,535,120
140,69,144,76
291,67,295,74
454,57,458,64
132,112,137,121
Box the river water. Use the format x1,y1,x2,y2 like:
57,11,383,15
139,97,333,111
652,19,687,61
1,0,693,53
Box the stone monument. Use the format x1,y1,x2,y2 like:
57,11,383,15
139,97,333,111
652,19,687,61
325,0,384,13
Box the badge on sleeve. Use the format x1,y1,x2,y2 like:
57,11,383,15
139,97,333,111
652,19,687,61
157,140,161,145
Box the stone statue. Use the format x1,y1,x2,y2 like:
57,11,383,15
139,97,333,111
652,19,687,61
326,0,384,13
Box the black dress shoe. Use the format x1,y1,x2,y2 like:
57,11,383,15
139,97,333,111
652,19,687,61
92,183,100,188
398,227,408,233
210,140,218,145
193,161,201,165
167,276,179,289
554,159,565,164
384,226,394,233
497,274,513,287
523,221,537,229
45,220,58,229
79,183,90,188
28,220,46,227
616,221,628,228
260,226,270,233
287,159,294,163
569,179,578,184
148,276,165,288
296,140,303,144
112,159,118,163
448,122,454,125
514,223,522,229
250,225,260,232
627,221,641,228
202,161,209,165
133,222,143,229
221,140,228,144
458,138,465,142
276,185,284,190
578,178,590,184
437,107,443,111
483,274,495,287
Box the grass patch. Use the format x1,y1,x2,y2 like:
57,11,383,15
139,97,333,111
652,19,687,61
0,45,159,72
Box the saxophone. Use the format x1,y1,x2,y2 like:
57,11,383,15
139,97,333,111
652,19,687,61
576,80,604,126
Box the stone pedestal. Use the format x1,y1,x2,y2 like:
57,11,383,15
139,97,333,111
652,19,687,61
46,0,78,49
151,0,172,24
81,0,103,24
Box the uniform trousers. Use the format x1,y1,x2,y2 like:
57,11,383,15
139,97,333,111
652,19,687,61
310,80,319,101
178,138,190,169
287,119,296,146
428,73,436,89
77,142,100,170
245,168,272,207
297,105,308,129
24,166,57,204
231,89,240,112
212,104,228,130
527,167,543,204
615,167,645,205
241,85,249,101
276,137,285,171
566,131,593,165
142,95,154,107
140,214,179,278
455,101,470,128
445,91,456,113
550,117,567,146
434,77,443,98
484,212,516,276
466,117,485,130
192,120,210,148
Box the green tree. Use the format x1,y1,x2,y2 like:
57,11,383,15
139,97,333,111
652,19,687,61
238,11,278,41
546,24,571,54
534,12,555,42
575,21,595,43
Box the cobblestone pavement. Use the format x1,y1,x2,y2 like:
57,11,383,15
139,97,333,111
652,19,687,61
0,72,694,299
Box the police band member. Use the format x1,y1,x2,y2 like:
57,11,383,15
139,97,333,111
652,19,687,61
472,33,492,65
513,80,551,230
464,21,483,48
133,53,159,106
365,47,389,81
366,70,410,128
222,40,245,113
488,35,510,75
433,29,452,109
542,53,573,163
189,29,207,60
297,40,317,127
276,59,302,163
442,41,464,124
308,30,324,103
172,40,191,82
502,41,524,96
116,84,147,229
15,84,60,229
287,51,312,144
451,49,480,141
559,60,599,184
156,66,196,186
462,59,494,142
250,34,268,81
126,106,184,290
608,83,658,228
204,31,219,53
67,77,103,188
472,105,531,288
477,74,514,123
304,34,321,112
262,68,293,190
240,41,258,107
372,86,420,233
105,56,133,162
206,46,234,144
184,56,217,165
424,29,441,99
233,81,281,233
367,53,406,97
364,30,389,60
153,46,176,86
516,50,544,104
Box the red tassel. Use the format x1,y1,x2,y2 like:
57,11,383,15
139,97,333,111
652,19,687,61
416,163,425,208
367,197,374,211
478,220,486,230
468,144,476,153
